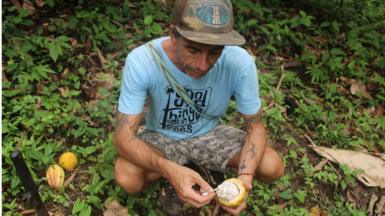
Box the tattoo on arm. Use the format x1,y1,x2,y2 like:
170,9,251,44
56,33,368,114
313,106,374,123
239,159,247,172
248,142,256,158
115,112,138,135
244,114,262,124
243,113,263,131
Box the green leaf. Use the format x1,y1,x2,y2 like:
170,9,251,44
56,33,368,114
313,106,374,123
45,0,55,7
144,15,153,25
294,190,306,203
79,206,92,216
279,189,293,200
377,56,385,69
247,19,258,27
49,43,60,62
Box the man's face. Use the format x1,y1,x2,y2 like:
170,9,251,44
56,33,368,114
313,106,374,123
172,33,224,79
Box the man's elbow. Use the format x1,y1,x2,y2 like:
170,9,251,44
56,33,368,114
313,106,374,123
113,131,137,152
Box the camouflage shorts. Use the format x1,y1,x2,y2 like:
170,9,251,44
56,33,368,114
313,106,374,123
139,125,245,172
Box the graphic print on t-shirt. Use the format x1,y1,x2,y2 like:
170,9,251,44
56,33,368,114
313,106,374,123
160,86,212,134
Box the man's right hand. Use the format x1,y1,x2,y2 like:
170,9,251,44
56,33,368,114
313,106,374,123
164,162,216,208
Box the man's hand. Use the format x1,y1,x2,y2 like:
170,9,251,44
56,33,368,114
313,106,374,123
165,162,216,208
219,175,252,215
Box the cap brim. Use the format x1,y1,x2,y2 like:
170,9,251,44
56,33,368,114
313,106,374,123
176,27,246,46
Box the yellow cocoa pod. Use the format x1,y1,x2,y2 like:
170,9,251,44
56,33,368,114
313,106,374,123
58,152,78,171
46,164,65,191
216,178,247,208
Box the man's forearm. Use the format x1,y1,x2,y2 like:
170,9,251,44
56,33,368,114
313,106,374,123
115,134,168,173
113,112,174,177
238,123,266,175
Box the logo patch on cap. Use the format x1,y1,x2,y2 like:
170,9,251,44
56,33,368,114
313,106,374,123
193,2,230,27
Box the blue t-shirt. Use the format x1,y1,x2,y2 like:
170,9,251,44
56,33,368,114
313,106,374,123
118,37,261,140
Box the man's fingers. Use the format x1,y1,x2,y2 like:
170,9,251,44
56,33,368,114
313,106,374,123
180,186,215,208
221,202,247,215
194,176,214,195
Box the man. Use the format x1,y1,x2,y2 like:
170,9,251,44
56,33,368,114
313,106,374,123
113,0,284,215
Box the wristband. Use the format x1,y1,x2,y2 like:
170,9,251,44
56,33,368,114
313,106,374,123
238,172,255,177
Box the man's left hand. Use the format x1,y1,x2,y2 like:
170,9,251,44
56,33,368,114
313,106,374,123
219,175,253,215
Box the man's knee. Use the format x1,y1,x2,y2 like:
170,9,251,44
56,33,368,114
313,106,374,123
258,147,285,183
114,157,146,193
271,153,285,180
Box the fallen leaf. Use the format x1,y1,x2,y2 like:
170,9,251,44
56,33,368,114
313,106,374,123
336,85,350,96
96,48,107,65
339,76,353,84
10,0,21,8
103,199,129,216
310,207,328,216
71,38,78,47
375,105,384,117
35,0,45,7
59,87,69,98
20,209,35,215
314,158,328,171
22,0,35,15
350,80,372,99
64,168,78,188
312,146,385,188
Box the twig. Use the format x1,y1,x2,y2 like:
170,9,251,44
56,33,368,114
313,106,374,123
263,61,301,69
326,161,342,190
212,202,220,216
267,63,285,109
367,193,379,216
304,133,317,147
375,195,385,216
275,64,285,91
314,158,329,171
64,168,78,188
20,209,35,215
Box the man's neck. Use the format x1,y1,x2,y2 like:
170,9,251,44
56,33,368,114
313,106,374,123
161,39,184,72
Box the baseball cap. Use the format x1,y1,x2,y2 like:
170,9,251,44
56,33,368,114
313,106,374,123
173,0,246,46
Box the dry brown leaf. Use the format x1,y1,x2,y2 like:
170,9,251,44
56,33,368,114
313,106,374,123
3,71,9,82
64,168,78,188
103,199,129,216
312,146,385,188
35,0,45,7
350,80,372,99
20,209,35,215
336,85,350,96
22,0,35,15
310,207,328,216
71,38,78,47
314,158,328,171
339,76,353,84
96,72,115,90
59,87,69,98
62,68,70,77
96,48,107,65
375,105,384,117
10,0,21,8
